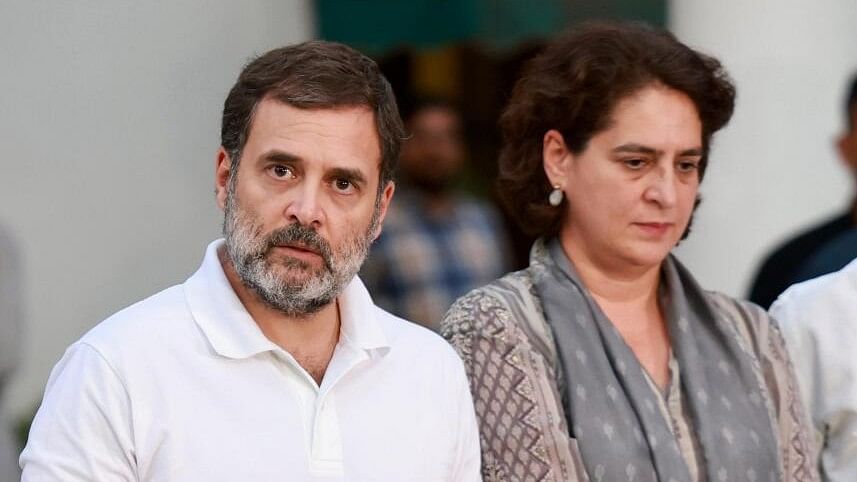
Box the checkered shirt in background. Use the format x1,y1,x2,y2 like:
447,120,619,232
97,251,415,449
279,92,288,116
360,191,510,330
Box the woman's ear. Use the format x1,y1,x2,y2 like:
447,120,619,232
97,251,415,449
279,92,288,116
543,129,572,188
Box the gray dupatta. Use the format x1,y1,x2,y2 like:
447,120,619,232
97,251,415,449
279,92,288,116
534,238,780,482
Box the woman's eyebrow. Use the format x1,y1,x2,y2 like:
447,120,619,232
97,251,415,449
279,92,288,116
612,143,659,155
612,144,703,157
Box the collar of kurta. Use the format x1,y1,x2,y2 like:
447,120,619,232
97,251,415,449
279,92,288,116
183,239,391,360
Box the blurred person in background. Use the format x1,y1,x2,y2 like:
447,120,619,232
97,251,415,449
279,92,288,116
791,226,857,283
771,259,857,482
749,74,857,308
0,223,22,481
361,97,510,329
442,22,818,481
20,41,480,481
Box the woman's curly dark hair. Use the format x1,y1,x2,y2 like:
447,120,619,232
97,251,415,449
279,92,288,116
497,21,736,238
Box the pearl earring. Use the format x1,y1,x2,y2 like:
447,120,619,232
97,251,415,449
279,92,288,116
548,185,564,207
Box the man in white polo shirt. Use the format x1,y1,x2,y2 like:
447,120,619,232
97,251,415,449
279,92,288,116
20,41,481,481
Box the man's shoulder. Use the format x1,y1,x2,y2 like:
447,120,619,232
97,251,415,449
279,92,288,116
79,283,192,355
772,259,857,321
373,306,461,361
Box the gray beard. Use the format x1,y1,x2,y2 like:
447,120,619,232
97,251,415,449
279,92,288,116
222,186,378,317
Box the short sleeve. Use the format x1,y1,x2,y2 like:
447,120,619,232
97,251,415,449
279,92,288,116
21,342,137,481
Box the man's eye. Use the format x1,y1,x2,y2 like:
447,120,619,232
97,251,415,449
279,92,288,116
623,159,646,170
333,179,354,192
271,165,294,178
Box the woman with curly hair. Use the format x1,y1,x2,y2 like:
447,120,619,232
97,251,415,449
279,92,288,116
441,22,818,482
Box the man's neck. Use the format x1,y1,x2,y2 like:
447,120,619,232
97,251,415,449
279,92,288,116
217,246,340,385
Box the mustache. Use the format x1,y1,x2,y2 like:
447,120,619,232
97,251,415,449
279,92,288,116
263,223,333,267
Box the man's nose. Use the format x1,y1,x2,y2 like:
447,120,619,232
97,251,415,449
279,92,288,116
283,183,324,228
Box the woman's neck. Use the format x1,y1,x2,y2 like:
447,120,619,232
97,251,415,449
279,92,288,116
558,236,662,307
557,235,671,388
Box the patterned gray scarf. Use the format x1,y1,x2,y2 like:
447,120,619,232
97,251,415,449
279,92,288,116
534,238,780,482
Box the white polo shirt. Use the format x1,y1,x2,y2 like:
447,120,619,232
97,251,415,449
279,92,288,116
770,258,857,482
21,240,481,481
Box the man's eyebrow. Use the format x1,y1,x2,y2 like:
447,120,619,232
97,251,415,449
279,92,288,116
679,147,703,157
260,150,301,163
328,167,367,184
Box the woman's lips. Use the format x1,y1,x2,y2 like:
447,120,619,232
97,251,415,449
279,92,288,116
633,222,674,236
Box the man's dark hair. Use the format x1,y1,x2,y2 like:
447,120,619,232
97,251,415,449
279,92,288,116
497,21,736,238
221,40,405,187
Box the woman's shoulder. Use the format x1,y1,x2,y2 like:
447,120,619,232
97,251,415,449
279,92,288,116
704,290,767,322
441,268,540,337
440,264,582,481
440,265,563,372
703,293,820,481
702,290,782,358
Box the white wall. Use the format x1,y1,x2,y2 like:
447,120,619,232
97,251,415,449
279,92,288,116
0,1,314,420
670,0,857,296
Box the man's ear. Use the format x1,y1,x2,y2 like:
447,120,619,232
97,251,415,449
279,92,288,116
371,181,396,240
542,129,572,189
215,147,233,211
